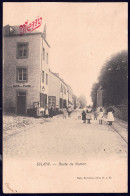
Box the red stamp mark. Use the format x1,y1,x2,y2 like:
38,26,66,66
19,16,42,35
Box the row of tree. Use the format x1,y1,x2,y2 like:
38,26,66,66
91,50,128,108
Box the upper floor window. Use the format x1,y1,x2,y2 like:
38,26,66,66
17,42,29,59
42,71,44,83
46,73,48,85
43,48,45,60
17,68,27,82
60,84,63,93
64,86,66,94
46,53,48,64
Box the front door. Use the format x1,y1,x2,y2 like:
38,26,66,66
40,93,47,108
17,92,26,115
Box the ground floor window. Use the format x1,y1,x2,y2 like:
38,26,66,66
48,96,56,108
60,98,66,108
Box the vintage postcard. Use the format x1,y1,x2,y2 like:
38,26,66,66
3,2,128,193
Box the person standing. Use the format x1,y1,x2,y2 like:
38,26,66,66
44,105,49,118
86,106,92,124
98,108,104,124
107,106,115,125
63,108,67,119
67,106,72,117
82,110,86,123
49,106,53,118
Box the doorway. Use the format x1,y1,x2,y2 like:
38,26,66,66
17,91,26,115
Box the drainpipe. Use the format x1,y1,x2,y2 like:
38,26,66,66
40,35,43,107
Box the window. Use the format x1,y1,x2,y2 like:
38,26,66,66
46,53,48,64
42,71,44,83
48,96,56,108
17,92,26,96
17,68,27,82
46,73,48,85
43,48,45,60
60,84,63,92
17,42,29,59
60,98,63,108
64,86,66,94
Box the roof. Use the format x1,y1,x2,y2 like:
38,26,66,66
3,25,50,48
49,69,69,88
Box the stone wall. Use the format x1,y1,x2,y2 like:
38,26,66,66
113,105,128,121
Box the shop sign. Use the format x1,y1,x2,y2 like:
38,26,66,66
13,84,31,87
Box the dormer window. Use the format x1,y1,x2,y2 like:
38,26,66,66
9,26,15,34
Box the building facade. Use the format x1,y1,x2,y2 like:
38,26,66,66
67,85,73,109
48,70,68,110
3,25,50,115
97,86,103,107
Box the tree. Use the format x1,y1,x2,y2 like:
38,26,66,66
77,95,87,109
90,50,128,107
99,50,128,106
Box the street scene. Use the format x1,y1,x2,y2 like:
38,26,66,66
4,110,127,160
3,110,128,193
3,2,128,193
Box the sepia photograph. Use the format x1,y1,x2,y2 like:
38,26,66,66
3,2,128,193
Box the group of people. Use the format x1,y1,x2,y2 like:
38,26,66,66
81,106,92,124
44,105,55,118
44,105,72,119
63,106,72,119
82,106,115,125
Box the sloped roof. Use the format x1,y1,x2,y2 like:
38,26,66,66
49,69,69,88
3,25,50,47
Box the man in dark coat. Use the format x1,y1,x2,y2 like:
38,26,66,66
82,110,86,123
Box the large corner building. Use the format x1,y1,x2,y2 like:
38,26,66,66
3,25,50,114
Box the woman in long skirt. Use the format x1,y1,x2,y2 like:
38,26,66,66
82,110,86,123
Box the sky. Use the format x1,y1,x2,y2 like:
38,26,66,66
3,2,128,105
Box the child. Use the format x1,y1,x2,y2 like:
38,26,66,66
86,106,92,124
98,108,104,124
107,106,115,125
82,110,86,123
44,105,49,118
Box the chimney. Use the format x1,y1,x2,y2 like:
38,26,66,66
3,25,15,36
3,25,10,36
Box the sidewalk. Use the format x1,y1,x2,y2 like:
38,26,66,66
3,112,64,139
3,113,47,139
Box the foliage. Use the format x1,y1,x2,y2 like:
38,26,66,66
91,50,128,107
77,95,87,109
